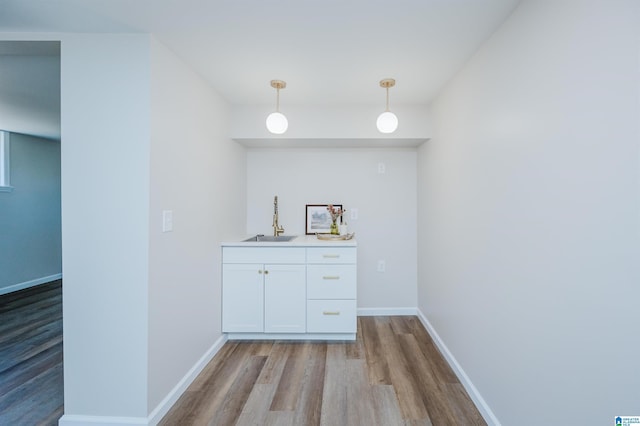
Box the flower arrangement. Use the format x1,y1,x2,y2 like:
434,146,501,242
327,204,345,234
327,204,345,221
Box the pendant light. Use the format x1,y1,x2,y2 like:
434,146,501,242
376,78,398,134
266,80,288,134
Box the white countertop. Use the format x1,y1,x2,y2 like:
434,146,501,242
221,234,357,247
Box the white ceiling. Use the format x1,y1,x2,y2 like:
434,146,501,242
0,41,60,140
0,0,521,139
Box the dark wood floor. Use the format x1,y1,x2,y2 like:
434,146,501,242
0,280,64,426
160,316,486,426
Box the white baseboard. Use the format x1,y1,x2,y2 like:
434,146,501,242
227,332,355,341
147,333,228,424
416,309,501,426
0,273,62,296
59,334,228,426
357,307,418,316
58,415,147,426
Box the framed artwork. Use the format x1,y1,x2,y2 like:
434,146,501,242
305,204,343,235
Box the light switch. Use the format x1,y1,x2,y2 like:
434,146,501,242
378,162,386,174
162,210,173,232
377,260,386,272
351,208,358,220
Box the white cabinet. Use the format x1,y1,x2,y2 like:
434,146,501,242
307,300,357,333
222,247,306,334
222,242,357,340
306,247,357,334
221,263,263,332
306,264,357,299
263,264,306,333
222,263,306,333
306,247,357,264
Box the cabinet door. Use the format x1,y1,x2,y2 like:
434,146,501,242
222,264,264,332
264,264,306,333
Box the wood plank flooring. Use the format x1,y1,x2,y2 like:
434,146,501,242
160,316,486,426
0,282,483,426
0,280,64,426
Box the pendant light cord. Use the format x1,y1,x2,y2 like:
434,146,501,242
386,87,390,112
276,88,280,112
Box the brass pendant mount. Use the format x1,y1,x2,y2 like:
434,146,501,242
379,78,396,89
271,80,287,90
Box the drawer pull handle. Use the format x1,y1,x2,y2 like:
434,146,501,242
323,276,340,280
323,254,340,258
323,311,341,316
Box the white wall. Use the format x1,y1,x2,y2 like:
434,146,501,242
61,34,151,419
247,148,417,311
418,1,640,424
148,37,246,412
0,132,61,294
0,32,247,425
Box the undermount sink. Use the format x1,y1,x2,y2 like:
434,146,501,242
243,235,297,242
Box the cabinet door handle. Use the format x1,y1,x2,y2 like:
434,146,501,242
323,311,341,316
264,270,269,274
258,270,263,274
322,276,340,280
322,254,340,258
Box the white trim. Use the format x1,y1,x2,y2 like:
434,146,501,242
59,334,229,426
58,415,147,426
0,130,10,189
357,307,417,316
147,334,228,425
226,332,356,341
0,273,62,296
416,309,501,426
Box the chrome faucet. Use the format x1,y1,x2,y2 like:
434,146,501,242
272,195,285,236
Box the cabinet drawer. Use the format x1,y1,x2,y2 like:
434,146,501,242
306,247,356,264
223,247,306,264
307,265,356,299
306,300,357,333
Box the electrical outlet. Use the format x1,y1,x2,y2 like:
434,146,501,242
378,162,386,174
377,260,386,272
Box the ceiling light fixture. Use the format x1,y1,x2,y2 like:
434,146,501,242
376,78,398,134
266,80,288,134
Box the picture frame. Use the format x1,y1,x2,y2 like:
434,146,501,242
305,204,343,235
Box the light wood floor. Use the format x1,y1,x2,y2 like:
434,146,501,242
0,280,64,426
160,316,485,426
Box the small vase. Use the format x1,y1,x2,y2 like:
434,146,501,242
330,220,339,235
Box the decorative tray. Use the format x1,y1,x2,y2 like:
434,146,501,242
316,232,355,241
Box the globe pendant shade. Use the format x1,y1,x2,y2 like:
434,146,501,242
376,111,398,134
266,112,288,134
